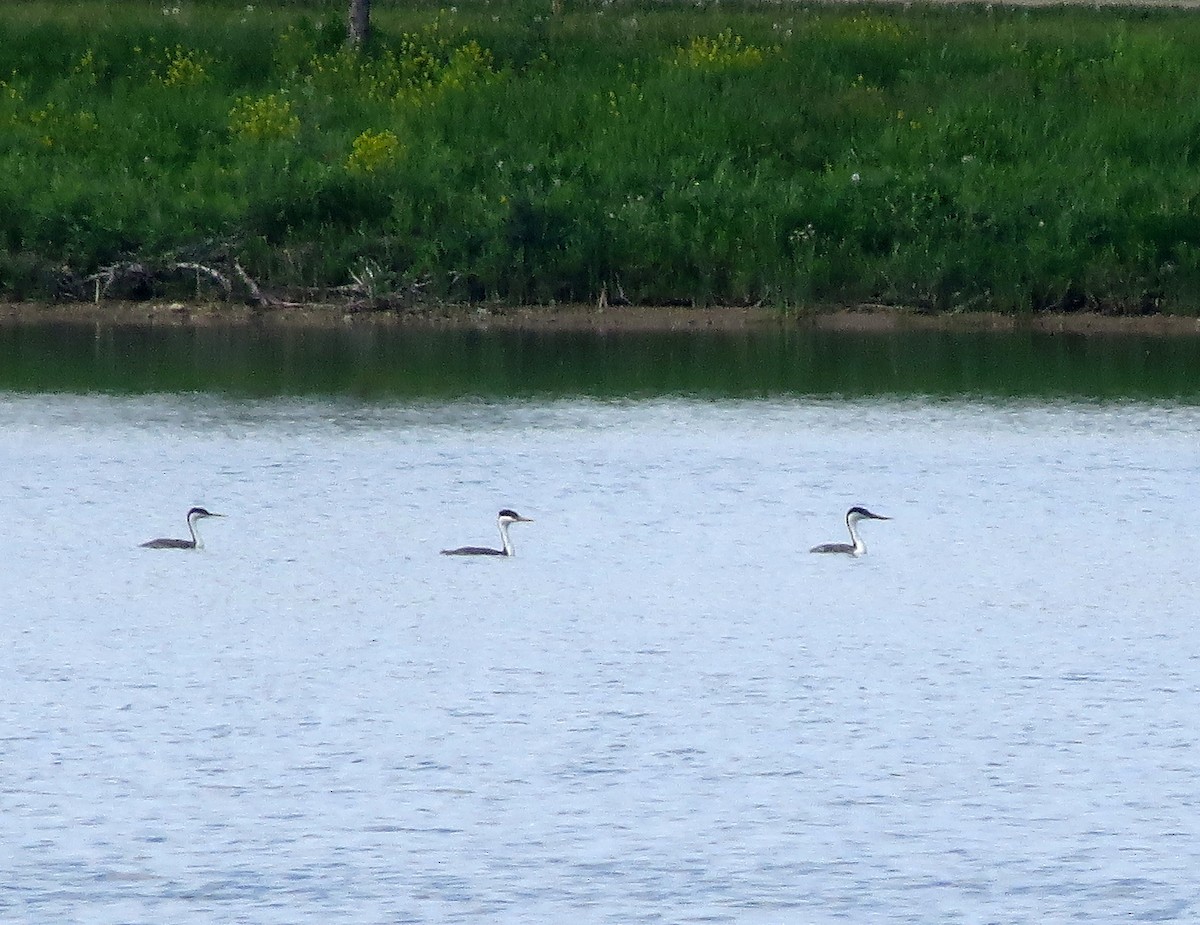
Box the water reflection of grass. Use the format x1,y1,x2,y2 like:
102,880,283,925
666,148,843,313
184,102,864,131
4,319,1200,400
1,1,1198,315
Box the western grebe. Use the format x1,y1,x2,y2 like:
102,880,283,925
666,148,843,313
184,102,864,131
140,507,224,549
810,506,889,556
441,509,533,557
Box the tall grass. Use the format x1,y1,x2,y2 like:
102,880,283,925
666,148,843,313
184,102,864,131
1,0,1199,312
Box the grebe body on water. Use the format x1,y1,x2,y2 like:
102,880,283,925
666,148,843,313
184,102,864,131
810,506,889,556
141,507,224,549
441,509,533,557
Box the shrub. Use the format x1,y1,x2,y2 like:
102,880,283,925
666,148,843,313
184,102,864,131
346,128,403,174
228,92,299,141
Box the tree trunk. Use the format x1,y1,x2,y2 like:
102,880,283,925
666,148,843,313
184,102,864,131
348,0,371,49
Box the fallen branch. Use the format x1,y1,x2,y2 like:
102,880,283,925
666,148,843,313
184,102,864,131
232,259,303,308
84,261,232,302
173,262,233,299
232,259,272,306
76,256,431,310
84,262,150,302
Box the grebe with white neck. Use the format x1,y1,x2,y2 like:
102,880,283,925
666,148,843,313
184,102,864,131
810,506,889,556
441,509,533,557
140,507,224,549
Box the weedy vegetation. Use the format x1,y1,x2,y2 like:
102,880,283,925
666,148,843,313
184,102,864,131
1,0,1199,313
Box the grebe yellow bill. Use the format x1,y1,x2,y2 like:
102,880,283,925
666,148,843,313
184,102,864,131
141,507,224,549
441,509,533,557
810,506,889,557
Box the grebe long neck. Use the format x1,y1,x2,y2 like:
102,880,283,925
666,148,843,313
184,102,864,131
845,512,866,557
188,512,203,550
497,519,514,556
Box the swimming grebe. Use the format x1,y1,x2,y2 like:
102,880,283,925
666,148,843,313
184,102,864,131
141,507,224,550
810,506,889,556
441,509,533,557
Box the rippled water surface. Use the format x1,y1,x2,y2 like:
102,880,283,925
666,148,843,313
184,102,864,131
3,388,1199,923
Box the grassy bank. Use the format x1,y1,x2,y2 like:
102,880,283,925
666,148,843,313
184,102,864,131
2,0,1199,313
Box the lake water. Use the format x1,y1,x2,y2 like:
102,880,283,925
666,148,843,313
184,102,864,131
2,323,1199,923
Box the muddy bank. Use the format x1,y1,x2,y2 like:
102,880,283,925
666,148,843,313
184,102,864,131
2,301,1200,336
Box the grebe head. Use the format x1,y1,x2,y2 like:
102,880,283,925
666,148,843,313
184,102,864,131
187,507,223,521
847,506,888,524
498,508,533,526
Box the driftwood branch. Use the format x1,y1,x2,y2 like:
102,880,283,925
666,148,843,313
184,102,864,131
232,259,270,306
596,277,630,311
85,263,149,302
174,262,233,298
85,261,234,302
231,260,305,308
77,255,429,311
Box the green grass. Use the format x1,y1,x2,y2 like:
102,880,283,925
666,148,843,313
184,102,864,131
2,0,1199,313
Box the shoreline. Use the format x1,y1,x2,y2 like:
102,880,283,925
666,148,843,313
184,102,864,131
3,301,1200,337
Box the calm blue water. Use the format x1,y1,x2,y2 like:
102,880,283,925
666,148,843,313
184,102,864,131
2,393,1198,923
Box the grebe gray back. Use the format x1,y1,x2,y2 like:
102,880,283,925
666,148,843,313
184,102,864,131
141,507,224,549
441,509,533,557
810,506,889,556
